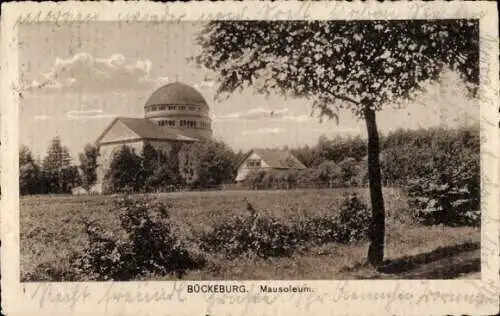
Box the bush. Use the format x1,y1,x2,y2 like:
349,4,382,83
73,195,203,280
293,195,370,245
200,195,371,259
407,178,480,227
199,202,298,259
336,194,371,243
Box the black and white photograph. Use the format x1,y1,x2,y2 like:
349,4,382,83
1,2,498,316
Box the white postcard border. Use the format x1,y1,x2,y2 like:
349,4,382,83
1,1,499,315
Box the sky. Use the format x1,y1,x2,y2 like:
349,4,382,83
18,21,479,161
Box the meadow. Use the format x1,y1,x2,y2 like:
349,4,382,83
20,188,480,281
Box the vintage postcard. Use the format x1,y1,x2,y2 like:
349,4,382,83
1,1,499,315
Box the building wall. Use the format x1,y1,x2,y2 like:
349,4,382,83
235,152,271,182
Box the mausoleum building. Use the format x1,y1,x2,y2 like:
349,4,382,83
93,82,212,192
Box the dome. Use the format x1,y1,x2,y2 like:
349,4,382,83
144,82,212,141
145,82,208,108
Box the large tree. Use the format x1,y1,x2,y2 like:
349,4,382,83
194,20,479,265
42,136,72,172
141,142,182,192
19,145,42,195
42,136,77,193
79,144,100,190
178,140,236,188
104,145,144,193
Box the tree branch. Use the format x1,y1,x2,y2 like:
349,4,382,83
319,86,360,105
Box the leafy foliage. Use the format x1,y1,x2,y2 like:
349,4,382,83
104,145,144,193
194,20,478,115
407,180,479,227
73,195,203,281
78,144,100,190
40,136,80,193
292,135,367,167
19,138,82,195
380,126,480,187
398,126,480,226
178,140,237,188
242,126,479,191
406,175,480,227
42,136,72,172
199,196,370,259
336,194,371,243
19,146,42,195
199,211,298,259
141,142,182,192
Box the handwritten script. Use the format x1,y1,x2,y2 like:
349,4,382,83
28,280,498,315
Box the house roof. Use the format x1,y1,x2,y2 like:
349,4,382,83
96,117,200,144
240,148,307,170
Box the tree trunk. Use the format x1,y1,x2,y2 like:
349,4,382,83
363,103,386,266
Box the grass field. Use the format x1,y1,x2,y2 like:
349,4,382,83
20,188,480,281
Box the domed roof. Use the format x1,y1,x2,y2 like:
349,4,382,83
145,82,208,108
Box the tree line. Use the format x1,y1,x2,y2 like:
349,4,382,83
19,124,479,196
102,140,241,194
244,125,479,191
19,136,98,195
18,136,244,195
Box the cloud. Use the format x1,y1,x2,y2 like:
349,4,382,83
214,107,317,123
283,114,310,122
242,128,284,135
24,53,170,93
194,79,216,90
311,126,360,134
66,109,115,120
214,107,290,121
32,115,51,121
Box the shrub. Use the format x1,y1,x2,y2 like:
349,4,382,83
73,195,203,280
395,126,481,227
407,178,480,227
335,194,371,243
200,195,371,259
295,215,339,245
199,201,298,259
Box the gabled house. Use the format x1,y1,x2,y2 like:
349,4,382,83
235,148,306,182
